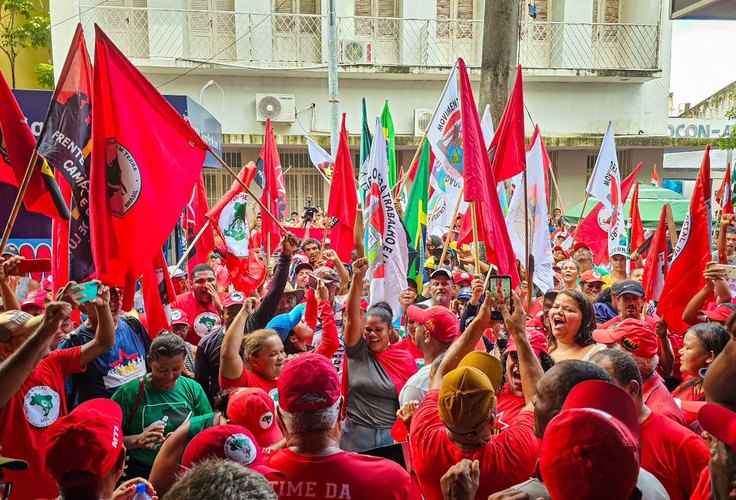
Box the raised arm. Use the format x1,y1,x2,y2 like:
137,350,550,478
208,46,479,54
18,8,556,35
502,292,544,409
249,232,298,330
655,320,674,378
314,279,339,359
323,249,350,295
149,420,191,495
353,203,365,259
344,257,368,348
79,284,117,366
0,257,21,312
220,306,248,380
717,214,733,264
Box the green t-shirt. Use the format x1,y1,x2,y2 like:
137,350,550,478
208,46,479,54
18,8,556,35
112,375,212,465
185,412,218,449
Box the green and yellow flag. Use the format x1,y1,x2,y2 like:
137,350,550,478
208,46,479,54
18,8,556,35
381,100,397,189
403,140,430,292
359,98,372,203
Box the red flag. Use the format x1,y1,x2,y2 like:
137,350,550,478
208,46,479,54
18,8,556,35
183,176,216,273
0,69,69,219
326,114,358,262
642,205,668,316
207,162,267,296
575,162,643,265
258,119,286,251
529,125,551,206
51,170,71,293
629,183,645,252
651,164,661,187
715,164,734,215
90,26,207,309
489,65,526,183
459,58,519,286
658,146,712,334
141,250,176,338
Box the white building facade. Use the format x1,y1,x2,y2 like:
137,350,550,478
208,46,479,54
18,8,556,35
50,0,673,214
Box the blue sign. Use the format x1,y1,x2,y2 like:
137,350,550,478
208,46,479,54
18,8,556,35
165,95,223,168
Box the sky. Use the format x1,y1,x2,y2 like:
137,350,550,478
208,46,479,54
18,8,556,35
670,20,736,112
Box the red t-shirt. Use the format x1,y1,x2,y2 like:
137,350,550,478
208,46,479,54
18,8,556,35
494,385,527,433
0,346,83,499
265,449,415,499
640,410,710,500
173,291,226,344
672,377,704,427
689,466,711,500
410,390,539,500
393,337,424,368
643,373,685,425
219,368,278,401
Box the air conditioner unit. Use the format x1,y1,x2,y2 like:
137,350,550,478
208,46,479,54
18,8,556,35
341,40,373,64
255,93,296,123
414,109,434,137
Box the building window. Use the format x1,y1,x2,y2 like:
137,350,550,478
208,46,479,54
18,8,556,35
354,0,398,37
592,0,620,23
274,0,320,33
223,151,242,169
436,0,474,39
103,0,150,58
188,0,236,61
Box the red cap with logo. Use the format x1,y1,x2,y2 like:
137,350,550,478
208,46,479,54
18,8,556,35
170,308,188,326
701,303,736,323
698,403,736,450
181,425,284,478
45,399,124,487
506,329,549,355
580,270,605,285
278,353,341,413
453,271,473,285
223,291,247,309
573,241,591,252
592,318,658,359
227,387,283,447
407,305,460,343
21,288,51,312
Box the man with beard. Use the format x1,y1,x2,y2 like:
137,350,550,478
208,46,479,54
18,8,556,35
301,238,323,268
173,264,226,343
424,269,453,309
598,280,656,329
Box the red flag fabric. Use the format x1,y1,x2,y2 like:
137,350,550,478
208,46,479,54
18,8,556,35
0,69,69,219
51,170,71,293
207,162,267,296
184,176,216,273
326,114,358,262
141,250,176,338
575,162,643,266
90,26,207,309
630,183,645,252
529,125,551,207
459,58,519,286
489,65,526,183
642,205,668,317
658,146,712,334
258,119,287,252
651,164,661,187
715,165,734,215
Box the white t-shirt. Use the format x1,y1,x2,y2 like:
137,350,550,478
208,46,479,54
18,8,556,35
398,364,431,407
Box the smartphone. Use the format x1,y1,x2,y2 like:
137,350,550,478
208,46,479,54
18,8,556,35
15,258,51,274
76,280,99,303
719,264,736,280
487,275,512,320
307,274,318,290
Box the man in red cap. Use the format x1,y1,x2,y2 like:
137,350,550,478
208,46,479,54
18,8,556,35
593,318,684,425
265,353,413,498
579,269,605,302
399,306,460,406
590,348,710,500
452,271,472,297
20,288,51,316
573,241,610,275
172,263,226,342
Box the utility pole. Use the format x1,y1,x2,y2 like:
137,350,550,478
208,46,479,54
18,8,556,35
479,0,519,121
327,0,339,155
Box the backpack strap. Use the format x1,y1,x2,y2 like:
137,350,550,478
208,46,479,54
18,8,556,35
124,376,146,434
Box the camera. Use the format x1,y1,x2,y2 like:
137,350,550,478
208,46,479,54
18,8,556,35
302,206,319,221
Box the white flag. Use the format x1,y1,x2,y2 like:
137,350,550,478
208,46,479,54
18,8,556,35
587,122,624,258
481,104,494,148
306,136,335,185
361,118,409,320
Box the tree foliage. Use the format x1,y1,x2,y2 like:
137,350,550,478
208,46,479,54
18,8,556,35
718,90,736,151
0,0,51,87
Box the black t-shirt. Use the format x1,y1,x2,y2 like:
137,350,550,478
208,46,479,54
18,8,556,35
195,326,225,404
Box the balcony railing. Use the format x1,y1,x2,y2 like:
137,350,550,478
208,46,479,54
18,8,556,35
78,6,660,73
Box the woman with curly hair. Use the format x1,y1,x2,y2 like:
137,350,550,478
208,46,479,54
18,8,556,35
547,289,606,362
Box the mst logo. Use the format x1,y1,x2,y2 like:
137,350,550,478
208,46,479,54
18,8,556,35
23,386,61,428
106,139,142,217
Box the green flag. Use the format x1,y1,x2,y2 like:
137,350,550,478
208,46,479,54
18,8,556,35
360,98,372,203
381,100,397,189
404,140,430,292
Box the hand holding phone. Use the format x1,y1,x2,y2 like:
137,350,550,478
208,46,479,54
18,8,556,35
487,275,512,321
75,280,100,303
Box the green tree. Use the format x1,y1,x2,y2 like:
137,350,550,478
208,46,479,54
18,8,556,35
718,89,736,151
0,0,51,88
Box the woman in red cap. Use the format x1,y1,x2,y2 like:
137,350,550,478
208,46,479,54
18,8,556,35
547,289,606,362
672,322,730,428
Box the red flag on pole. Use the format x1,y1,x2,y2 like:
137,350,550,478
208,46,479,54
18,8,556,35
51,170,71,294
459,58,519,286
141,250,176,338
90,26,207,308
575,162,643,265
207,162,267,296
715,164,734,215
326,114,357,262
0,69,69,219
258,119,287,251
658,146,712,334
489,65,526,183
642,205,668,319
651,164,661,188
629,182,645,252
183,176,216,273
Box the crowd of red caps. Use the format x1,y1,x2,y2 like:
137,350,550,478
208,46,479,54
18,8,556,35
1,214,736,500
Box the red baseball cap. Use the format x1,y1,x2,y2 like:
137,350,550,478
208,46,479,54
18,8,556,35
506,329,549,356
562,380,640,441
580,270,605,285
541,388,639,500
592,318,658,359
170,308,188,326
223,291,247,309
227,387,283,448
181,425,284,479
278,352,341,413
573,242,591,252
698,403,736,449
45,399,124,487
701,303,736,323
453,271,472,285
407,305,460,343
21,288,51,312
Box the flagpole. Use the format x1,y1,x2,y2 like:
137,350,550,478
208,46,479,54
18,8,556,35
438,189,465,269
572,192,590,242
174,221,211,270
210,149,287,234
0,150,40,254
664,203,678,251
471,203,481,272
393,132,426,198
523,171,532,311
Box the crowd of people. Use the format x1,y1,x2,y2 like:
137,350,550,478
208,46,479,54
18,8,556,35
2,204,736,500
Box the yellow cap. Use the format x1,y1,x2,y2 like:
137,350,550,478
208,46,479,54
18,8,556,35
458,351,503,392
439,366,496,434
